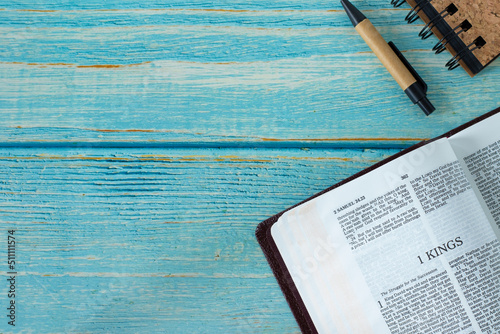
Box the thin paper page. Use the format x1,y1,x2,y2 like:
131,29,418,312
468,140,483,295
272,138,498,333
448,112,500,238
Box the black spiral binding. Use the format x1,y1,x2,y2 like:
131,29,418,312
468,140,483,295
433,20,472,54
405,0,433,23
418,4,458,39
391,0,406,7
446,37,486,70
392,0,485,73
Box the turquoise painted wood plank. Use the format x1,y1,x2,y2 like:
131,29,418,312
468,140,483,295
1,6,498,145
0,7,407,28
0,8,487,65
0,0,411,10
1,58,498,144
0,147,396,332
0,11,451,65
10,276,300,333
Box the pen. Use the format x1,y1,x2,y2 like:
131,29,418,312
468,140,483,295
341,0,435,115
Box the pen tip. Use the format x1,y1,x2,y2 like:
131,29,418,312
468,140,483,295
417,97,435,116
341,0,366,27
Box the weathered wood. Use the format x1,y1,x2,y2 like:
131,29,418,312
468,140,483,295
0,7,498,143
0,0,498,332
1,58,498,144
0,0,427,10
0,147,395,332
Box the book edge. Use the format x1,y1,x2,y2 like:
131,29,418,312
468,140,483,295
255,106,500,333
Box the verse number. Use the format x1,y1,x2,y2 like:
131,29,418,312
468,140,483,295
354,196,365,203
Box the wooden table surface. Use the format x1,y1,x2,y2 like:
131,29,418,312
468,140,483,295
0,0,498,332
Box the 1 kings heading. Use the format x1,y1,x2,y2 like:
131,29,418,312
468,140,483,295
418,237,464,264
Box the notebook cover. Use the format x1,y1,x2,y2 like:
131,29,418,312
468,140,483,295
255,107,499,333
405,0,500,76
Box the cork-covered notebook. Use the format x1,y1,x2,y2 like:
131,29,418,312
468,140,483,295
392,0,500,76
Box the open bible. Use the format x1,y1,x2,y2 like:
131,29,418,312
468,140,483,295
256,108,500,334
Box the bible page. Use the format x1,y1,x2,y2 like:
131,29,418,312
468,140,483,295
271,138,498,334
448,111,500,237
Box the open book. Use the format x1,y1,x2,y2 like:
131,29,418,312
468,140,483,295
256,108,500,334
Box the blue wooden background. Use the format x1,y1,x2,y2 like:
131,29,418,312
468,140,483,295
0,0,498,332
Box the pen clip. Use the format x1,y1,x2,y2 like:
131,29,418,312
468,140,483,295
388,41,427,93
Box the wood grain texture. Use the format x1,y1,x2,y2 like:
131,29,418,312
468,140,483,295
0,4,498,144
0,0,498,333
0,147,395,332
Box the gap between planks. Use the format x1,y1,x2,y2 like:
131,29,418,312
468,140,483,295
0,139,424,150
